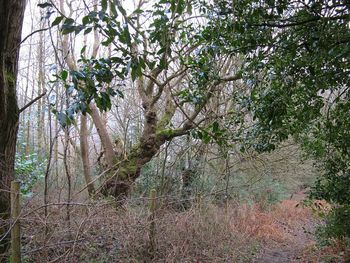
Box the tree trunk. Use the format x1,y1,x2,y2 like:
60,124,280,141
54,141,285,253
102,108,169,199
0,0,25,256
90,103,115,168
80,114,95,196
36,17,46,156
58,0,104,196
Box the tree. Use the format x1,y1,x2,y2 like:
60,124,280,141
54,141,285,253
0,0,26,255
48,0,241,199
209,0,350,239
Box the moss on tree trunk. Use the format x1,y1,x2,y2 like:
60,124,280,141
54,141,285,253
0,0,25,256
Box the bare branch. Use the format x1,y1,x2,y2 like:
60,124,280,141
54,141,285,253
19,90,47,113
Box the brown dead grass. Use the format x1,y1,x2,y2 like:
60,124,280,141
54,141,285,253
11,198,344,262
19,201,259,262
233,200,312,243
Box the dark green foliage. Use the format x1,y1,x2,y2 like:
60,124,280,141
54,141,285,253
191,122,227,146
52,56,126,126
316,205,350,244
213,0,350,151
43,0,350,239
15,128,46,195
15,153,46,196
37,2,52,8
47,0,237,136
206,0,350,240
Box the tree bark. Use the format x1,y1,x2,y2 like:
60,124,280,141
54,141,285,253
58,0,102,196
102,107,174,199
36,17,46,156
0,0,25,257
80,114,95,196
90,103,116,168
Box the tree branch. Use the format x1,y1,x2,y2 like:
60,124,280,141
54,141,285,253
252,14,350,28
219,73,242,82
19,90,47,113
11,27,50,55
158,72,242,141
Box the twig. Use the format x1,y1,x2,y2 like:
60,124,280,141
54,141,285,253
22,239,85,255
11,28,50,54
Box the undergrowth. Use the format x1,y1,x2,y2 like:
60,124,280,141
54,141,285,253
15,197,331,263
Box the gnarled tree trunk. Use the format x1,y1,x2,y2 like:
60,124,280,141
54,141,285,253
101,108,163,198
101,104,188,199
0,0,25,256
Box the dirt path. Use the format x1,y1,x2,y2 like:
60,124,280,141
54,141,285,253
253,218,316,263
252,192,347,263
253,193,319,263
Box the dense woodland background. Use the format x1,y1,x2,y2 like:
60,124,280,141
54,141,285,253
0,0,349,262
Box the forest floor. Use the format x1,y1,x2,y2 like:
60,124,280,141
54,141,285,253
19,191,349,262
253,193,347,263
253,203,318,263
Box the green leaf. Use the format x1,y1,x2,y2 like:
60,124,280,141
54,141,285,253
116,90,124,98
101,0,108,11
202,131,211,144
60,25,72,34
61,19,76,34
63,18,75,25
133,8,143,15
131,67,138,81
147,61,156,70
109,1,118,17
80,45,87,55
74,25,85,35
38,2,52,8
157,47,166,55
84,27,93,35
130,59,142,81
57,112,68,127
52,16,64,26
187,2,192,15
102,38,114,46
212,121,219,132
61,70,68,81
82,16,90,25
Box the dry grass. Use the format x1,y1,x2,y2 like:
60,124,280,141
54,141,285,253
19,199,259,262
231,200,312,243
4,197,343,263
